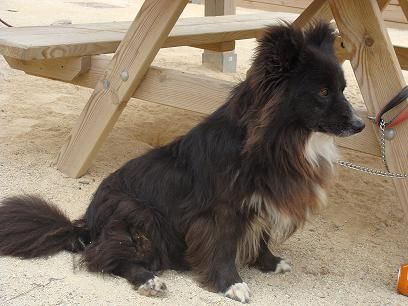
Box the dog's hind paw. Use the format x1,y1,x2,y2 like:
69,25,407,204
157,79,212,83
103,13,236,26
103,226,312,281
274,259,292,273
224,282,251,303
137,276,167,297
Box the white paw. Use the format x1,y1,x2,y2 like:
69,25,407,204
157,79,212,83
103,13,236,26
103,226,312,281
274,259,292,273
137,276,167,297
224,282,251,304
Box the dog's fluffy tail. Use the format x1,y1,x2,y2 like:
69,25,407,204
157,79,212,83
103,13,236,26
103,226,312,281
0,195,89,258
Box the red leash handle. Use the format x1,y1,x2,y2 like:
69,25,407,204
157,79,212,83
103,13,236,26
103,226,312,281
376,86,408,128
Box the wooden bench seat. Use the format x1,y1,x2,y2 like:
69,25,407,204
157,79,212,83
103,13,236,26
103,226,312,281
0,12,296,61
237,0,408,29
0,7,400,163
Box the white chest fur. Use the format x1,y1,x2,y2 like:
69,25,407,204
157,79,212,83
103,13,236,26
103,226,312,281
304,132,339,207
304,132,338,167
237,133,338,265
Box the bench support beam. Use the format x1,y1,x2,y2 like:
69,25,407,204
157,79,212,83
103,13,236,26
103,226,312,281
202,0,237,72
55,0,189,178
9,51,380,158
5,56,91,81
330,0,408,219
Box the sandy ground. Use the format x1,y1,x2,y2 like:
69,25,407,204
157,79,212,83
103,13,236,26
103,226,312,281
0,1,408,305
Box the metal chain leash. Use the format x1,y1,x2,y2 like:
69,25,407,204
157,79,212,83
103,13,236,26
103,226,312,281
337,119,408,178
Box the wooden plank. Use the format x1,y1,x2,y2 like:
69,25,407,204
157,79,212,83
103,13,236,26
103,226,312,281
71,55,231,114
194,41,235,52
4,56,91,81
202,0,237,72
237,0,394,11
399,0,408,20
335,37,407,71
236,0,305,13
9,51,378,157
330,0,408,218
378,0,392,10
293,0,333,29
382,2,408,24
0,13,296,61
205,0,236,15
55,0,189,178
395,45,408,70
236,0,408,28
203,0,236,49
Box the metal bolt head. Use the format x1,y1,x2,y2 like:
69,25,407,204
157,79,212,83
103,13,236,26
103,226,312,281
120,71,129,82
364,36,374,47
384,128,396,140
102,79,110,89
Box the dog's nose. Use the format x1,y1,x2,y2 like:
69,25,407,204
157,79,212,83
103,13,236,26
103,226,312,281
350,114,365,133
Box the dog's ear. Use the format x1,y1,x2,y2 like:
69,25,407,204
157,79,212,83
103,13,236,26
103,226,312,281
304,22,336,53
255,23,304,73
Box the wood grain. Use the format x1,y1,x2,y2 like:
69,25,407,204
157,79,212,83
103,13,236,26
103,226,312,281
71,55,231,114
0,13,295,61
395,45,408,70
194,40,235,52
330,0,408,219
11,51,376,157
293,0,333,28
399,0,408,20
236,0,408,28
5,56,91,81
202,0,236,60
55,0,189,178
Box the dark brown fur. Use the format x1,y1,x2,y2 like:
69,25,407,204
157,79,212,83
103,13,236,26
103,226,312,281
0,22,364,303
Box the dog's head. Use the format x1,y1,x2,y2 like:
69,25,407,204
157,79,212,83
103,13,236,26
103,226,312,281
251,22,365,137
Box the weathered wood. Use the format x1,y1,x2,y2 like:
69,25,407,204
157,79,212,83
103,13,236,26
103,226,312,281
71,55,231,114
399,0,408,20
382,0,408,24
330,0,408,219
378,0,392,10
202,0,238,72
9,50,376,157
293,0,333,28
55,0,189,178
205,0,236,15
0,13,295,61
4,56,91,81
334,37,407,71
195,41,235,52
395,45,408,70
237,0,408,28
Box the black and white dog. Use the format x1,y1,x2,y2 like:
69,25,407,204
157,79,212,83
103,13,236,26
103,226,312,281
0,22,364,303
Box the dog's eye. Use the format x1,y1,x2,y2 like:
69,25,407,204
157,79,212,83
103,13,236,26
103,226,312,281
319,88,329,97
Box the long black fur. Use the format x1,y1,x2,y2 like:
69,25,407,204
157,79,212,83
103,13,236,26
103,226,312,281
0,22,364,303
0,195,88,258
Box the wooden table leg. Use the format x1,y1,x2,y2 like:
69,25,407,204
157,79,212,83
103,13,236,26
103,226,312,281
55,0,189,178
329,0,408,219
202,0,237,73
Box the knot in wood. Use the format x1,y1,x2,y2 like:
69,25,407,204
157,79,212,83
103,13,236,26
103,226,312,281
364,36,374,47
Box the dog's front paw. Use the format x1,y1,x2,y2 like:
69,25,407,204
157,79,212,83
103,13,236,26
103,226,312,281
224,282,251,303
274,259,291,273
137,276,167,297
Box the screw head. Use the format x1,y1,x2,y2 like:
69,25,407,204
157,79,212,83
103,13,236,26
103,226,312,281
384,128,396,140
364,36,374,47
102,79,110,89
120,71,129,81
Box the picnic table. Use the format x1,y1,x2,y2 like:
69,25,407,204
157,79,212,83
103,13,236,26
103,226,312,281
0,0,407,218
